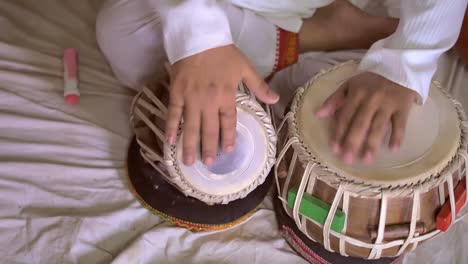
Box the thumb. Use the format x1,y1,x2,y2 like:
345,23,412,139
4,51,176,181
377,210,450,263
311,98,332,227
316,83,347,119
243,67,279,104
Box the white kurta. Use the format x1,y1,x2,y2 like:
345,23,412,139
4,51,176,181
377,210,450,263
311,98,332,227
151,0,468,104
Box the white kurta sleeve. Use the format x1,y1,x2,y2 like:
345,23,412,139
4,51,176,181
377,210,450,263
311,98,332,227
148,0,233,64
358,0,468,104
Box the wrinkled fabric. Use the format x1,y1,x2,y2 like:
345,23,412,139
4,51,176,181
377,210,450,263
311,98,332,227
0,1,467,264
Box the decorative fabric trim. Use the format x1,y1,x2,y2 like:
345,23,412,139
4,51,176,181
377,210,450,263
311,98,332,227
266,27,299,82
281,225,330,264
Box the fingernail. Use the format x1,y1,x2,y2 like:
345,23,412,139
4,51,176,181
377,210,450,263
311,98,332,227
364,151,373,164
270,89,279,99
316,110,325,118
224,145,234,153
204,157,214,166
316,108,329,118
390,144,400,153
184,155,195,165
167,135,175,145
332,143,341,154
272,92,279,100
343,151,354,165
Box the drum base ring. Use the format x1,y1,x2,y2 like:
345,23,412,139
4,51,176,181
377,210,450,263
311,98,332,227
273,190,400,264
126,136,273,231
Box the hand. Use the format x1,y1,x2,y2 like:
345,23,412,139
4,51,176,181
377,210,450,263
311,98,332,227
165,45,279,166
316,72,417,165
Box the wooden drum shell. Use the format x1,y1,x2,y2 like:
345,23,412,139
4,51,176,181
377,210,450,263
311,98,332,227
274,61,468,259
276,129,466,258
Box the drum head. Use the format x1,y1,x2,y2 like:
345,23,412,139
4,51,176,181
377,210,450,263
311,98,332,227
171,108,271,196
294,62,461,184
162,93,277,204
127,137,273,229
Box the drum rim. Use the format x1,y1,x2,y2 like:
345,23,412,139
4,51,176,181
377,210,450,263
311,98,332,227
285,61,468,195
126,136,275,231
130,83,277,205
163,92,277,204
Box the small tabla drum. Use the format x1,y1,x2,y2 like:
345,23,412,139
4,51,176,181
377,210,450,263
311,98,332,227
126,65,277,232
274,61,468,262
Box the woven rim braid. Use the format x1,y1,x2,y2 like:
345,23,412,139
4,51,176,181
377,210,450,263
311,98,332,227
286,61,468,197
129,82,277,205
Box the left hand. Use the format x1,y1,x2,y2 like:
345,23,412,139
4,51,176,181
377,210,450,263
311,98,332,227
315,72,418,165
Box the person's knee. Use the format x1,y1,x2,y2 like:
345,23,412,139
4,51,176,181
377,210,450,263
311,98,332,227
95,0,166,89
95,1,132,86
95,0,161,53
95,0,119,54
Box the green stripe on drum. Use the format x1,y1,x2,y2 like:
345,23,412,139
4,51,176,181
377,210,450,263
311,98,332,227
287,187,346,233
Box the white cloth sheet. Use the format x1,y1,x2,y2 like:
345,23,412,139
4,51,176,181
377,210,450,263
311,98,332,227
0,1,467,264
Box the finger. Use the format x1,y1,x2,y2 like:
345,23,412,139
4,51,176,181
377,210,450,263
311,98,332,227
182,100,201,166
389,110,410,152
220,87,237,153
243,66,279,104
331,93,362,157
201,106,220,166
341,101,378,164
362,110,391,164
316,83,347,119
165,80,185,145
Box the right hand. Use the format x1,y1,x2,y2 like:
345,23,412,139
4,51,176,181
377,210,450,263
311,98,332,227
165,44,280,166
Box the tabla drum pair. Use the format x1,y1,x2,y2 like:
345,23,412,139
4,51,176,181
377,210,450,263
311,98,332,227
126,64,277,231
274,61,468,263
126,60,468,262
